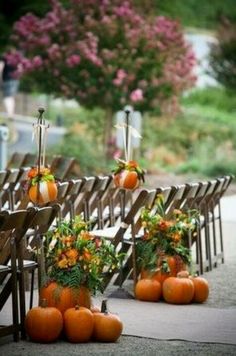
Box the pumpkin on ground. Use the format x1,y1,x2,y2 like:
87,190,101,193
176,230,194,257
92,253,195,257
93,300,123,342
162,271,194,304
25,299,63,343
40,282,91,314
135,278,162,302
190,275,209,303
64,306,94,343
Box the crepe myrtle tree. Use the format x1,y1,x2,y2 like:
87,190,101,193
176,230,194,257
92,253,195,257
8,0,196,153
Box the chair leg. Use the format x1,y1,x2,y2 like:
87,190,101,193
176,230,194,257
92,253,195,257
10,239,20,341
29,269,35,309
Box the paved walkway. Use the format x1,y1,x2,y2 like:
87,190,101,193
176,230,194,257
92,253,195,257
0,195,236,355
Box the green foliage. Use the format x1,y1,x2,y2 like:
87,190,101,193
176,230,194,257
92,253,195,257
155,0,236,29
143,87,236,177
209,18,236,91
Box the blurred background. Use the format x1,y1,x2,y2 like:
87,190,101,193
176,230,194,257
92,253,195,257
0,0,236,180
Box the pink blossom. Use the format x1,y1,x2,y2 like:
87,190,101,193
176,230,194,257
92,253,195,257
130,89,143,102
66,54,81,67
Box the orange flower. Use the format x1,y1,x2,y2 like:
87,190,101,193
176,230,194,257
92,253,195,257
65,248,78,260
28,167,38,178
83,248,92,261
171,232,181,243
158,220,172,231
62,235,74,247
57,256,68,269
127,160,138,169
80,231,92,241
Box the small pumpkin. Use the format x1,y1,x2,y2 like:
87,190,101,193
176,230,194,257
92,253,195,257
190,275,209,303
113,160,145,191
93,300,123,342
25,299,63,343
162,271,194,304
28,181,58,204
114,170,140,190
40,282,91,314
135,278,162,302
64,306,94,343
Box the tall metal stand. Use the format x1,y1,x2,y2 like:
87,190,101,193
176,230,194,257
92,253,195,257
108,109,134,299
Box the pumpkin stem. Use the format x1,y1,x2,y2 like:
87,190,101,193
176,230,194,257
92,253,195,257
40,298,48,308
101,299,108,314
75,305,80,310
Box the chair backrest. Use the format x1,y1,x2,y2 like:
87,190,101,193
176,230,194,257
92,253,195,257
112,189,156,247
7,152,26,169
0,209,36,266
180,182,201,210
50,156,76,180
74,176,97,218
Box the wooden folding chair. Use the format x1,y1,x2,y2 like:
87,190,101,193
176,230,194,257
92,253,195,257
92,189,155,290
0,208,36,341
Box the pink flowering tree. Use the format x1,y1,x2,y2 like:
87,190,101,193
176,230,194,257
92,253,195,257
9,0,196,152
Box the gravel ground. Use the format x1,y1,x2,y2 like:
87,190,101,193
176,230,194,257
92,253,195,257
1,335,236,356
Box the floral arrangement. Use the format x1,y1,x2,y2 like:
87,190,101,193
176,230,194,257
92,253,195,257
44,216,123,294
136,195,199,274
27,167,56,186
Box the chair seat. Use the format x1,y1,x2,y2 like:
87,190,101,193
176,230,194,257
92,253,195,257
7,260,37,269
92,226,144,242
0,265,11,272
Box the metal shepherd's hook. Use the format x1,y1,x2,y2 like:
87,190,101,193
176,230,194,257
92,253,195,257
32,107,49,205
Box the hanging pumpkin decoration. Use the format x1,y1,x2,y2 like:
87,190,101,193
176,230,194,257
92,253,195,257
25,299,63,343
64,306,94,343
112,108,145,191
27,107,58,205
162,271,194,304
28,167,58,204
93,300,123,342
135,278,162,302
40,281,91,315
190,275,209,303
113,159,145,190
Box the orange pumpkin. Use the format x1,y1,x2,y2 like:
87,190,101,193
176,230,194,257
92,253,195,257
135,278,162,302
114,170,140,190
25,299,63,343
162,271,194,304
190,276,209,303
93,300,123,342
40,282,91,314
28,181,58,204
64,306,94,343
141,255,187,285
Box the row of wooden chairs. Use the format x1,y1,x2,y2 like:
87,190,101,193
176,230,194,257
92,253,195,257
90,175,234,288
6,152,79,180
